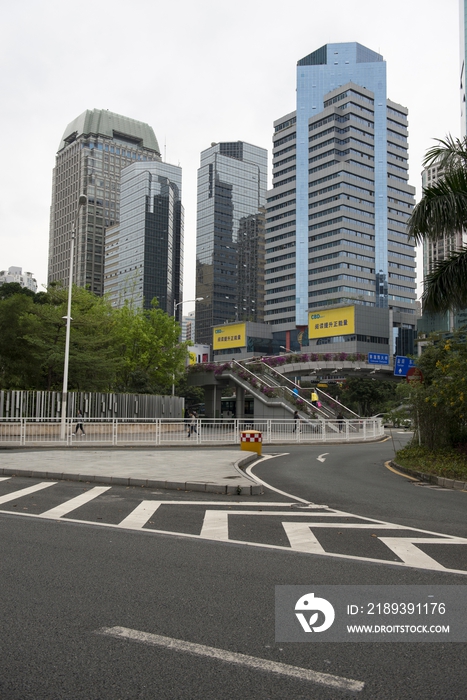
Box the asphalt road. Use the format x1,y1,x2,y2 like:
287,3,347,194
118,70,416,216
1,435,466,700
256,433,467,539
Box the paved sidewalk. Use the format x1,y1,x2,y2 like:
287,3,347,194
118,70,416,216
0,448,263,495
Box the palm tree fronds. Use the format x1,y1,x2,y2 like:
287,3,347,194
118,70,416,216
407,168,467,244
422,135,467,172
422,247,467,313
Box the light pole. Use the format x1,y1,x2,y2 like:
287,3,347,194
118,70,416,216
60,194,87,440
172,298,203,396
173,297,204,320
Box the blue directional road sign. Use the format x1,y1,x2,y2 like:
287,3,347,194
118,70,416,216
394,355,416,377
368,353,389,365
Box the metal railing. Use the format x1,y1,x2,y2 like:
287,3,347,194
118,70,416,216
230,360,330,419
0,417,384,447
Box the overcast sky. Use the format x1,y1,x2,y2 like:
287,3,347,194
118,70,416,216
0,0,461,310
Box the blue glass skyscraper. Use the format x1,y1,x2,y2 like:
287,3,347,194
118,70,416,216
265,43,417,350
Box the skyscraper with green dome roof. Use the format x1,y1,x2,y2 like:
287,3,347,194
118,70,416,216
48,109,161,296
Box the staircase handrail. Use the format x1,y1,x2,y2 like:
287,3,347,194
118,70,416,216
245,356,360,418
232,360,328,419
244,359,358,419
222,369,315,417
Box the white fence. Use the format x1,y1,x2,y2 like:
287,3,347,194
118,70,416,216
0,417,383,447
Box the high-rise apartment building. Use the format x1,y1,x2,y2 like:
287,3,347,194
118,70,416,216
48,109,161,296
265,43,418,352
195,142,267,345
104,161,183,314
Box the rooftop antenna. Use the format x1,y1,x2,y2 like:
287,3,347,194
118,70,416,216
164,137,166,162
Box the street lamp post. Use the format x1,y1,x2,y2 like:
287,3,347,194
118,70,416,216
172,297,203,396
60,194,87,440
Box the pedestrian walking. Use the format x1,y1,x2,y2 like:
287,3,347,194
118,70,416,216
75,409,86,436
293,410,300,432
311,390,319,408
337,411,344,432
187,411,198,437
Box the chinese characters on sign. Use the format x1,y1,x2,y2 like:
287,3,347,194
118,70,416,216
314,319,348,330
308,306,355,340
212,323,247,350
394,356,416,377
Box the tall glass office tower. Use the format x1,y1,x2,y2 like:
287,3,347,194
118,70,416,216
265,43,417,339
104,161,183,314
48,109,161,296
195,142,267,345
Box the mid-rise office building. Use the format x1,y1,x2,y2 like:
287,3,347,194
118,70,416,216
195,141,267,346
48,109,161,296
104,161,183,314
265,42,418,355
183,311,195,342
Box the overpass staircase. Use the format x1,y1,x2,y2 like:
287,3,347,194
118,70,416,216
226,359,358,428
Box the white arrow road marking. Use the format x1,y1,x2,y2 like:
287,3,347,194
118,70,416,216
0,481,56,505
39,486,111,518
317,453,329,462
0,477,11,482
97,626,365,693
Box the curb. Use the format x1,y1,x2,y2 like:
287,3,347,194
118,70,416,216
0,451,264,496
390,461,467,491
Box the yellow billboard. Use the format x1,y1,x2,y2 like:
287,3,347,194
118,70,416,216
308,306,355,339
213,323,247,350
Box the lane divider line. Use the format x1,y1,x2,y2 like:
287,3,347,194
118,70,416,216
97,626,365,693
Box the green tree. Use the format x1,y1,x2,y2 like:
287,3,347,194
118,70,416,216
340,378,397,416
405,332,467,449
0,282,36,300
28,285,119,391
0,293,41,388
113,301,189,394
0,285,119,391
407,135,467,312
